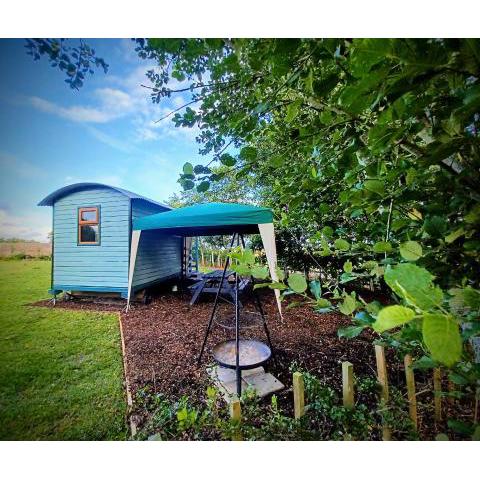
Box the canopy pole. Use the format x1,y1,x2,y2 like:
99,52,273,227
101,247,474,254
240,234,276,365
258,223,283,319
126,230,141,311
197,232,237,365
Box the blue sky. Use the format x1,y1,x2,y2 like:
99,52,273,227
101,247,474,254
0,39,203,242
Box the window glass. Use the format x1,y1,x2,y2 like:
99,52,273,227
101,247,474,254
79,225,99,243
81,210,97,222
78,207,100,244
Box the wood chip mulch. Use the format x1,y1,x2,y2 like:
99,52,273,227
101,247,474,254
33,289,384,399
33,288,473,438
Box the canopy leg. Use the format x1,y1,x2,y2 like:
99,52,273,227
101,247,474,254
197,232,236,365
240,234,276,366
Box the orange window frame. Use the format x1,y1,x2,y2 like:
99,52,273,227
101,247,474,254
78,207,100,245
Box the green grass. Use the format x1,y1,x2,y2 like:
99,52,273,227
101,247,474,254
0,260,127,440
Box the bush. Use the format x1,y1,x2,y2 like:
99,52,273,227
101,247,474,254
134,366,417,441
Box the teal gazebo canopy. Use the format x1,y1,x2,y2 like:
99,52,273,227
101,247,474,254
133,202,273,236
127,202,282,315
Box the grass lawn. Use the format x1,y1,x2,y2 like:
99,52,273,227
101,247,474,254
0,260,127,440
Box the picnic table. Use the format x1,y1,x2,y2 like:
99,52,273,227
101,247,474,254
189,269,249,305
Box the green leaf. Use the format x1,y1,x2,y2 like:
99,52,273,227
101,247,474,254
338,325,365,339
343,261,353,273
373,241,392,253
422,314,462,367
399,241,423,261
251,265,269,280
412,355,437,370
448,372,469,385
269,155,283,168
287,273,308,293
463,287,480,309
340,272,356,284
365,301,382,315
447,419,474,436
445,228,465,244
334,239,350,251
231,263,251,276
183,162,194,175
372,305,416,333
316,298,331,308
309,280,321,300
182,179,195,190
285,99,302,123
423,215,447,238
465,204,480,224
364,179,384,196
196,181,210,193
275,267,285,281
219,153,236,167
268,282,288,290
321,226,334,238
384,264,444,310
435,434,449,441
239,146,257,161
242,248,255,265
339,293,356,315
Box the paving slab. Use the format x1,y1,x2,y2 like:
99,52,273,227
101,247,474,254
207,365,284,402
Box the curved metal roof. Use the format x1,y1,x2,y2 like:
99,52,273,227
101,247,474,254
38,182,171,209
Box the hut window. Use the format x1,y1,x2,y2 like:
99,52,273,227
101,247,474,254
78,207,100,244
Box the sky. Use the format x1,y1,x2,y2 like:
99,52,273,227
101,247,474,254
0,39,203,242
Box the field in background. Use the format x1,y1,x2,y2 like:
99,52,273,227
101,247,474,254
0,260,126,440
0,241,51,258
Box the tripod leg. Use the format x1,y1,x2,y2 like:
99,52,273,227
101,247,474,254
197,233,236,365
252,284,277,366
235,269,241,396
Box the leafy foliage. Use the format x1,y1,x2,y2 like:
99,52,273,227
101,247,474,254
135,367,416,441
25,39,108,89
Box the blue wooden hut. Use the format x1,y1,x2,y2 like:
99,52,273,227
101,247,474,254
38,183,184,298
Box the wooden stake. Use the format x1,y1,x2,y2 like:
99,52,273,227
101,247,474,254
342,361,354,409
229,396,242,441
404,354,417,431
375,345,391,440
433,368,442,422
293,371,305,419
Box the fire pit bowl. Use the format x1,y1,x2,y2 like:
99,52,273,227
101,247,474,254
212,339,271,370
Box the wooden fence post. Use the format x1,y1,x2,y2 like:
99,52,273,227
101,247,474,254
229,396,242,441
404,354,417,431
433,368,442,423
375,345,391,440
293,372,305,419
342,361,354,409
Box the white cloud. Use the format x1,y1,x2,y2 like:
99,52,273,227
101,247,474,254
86,126,135,153
29,87,134,124
0,208,50,242
27,58,201,149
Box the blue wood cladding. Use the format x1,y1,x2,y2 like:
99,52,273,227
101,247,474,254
47,185,182,297
131,200,182,290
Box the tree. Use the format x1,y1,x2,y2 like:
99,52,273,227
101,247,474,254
25,39,108,89
136,38,479,287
